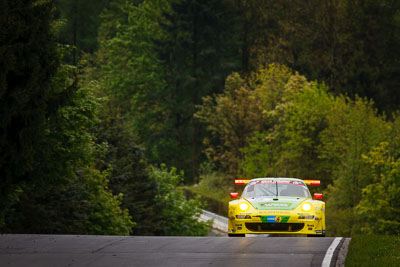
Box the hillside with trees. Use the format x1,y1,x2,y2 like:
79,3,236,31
1,0,400,236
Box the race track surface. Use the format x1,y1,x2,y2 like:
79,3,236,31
0,235,340,267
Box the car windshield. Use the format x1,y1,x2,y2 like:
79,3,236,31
242,181,311,198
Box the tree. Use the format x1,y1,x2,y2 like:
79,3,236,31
0,0,66,225
2,62,134,235
258,77,334,181
321,97,389,236
92,0,242,183
55,0,110,65
357,142,400,235
196,72,264,180
93,0,171,170
79,0,213,234
196,64,293,180
152,0,242,181
92,100,161,235
255,0,400,114
149,164,212,236
228,0,277,73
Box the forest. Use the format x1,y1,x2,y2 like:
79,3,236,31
1,0,400,237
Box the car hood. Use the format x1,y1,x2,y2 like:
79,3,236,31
245,196,307,210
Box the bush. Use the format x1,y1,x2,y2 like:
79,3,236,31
150,164,212,236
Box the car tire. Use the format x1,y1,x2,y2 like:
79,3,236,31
307,234,325,237
228,234,245,237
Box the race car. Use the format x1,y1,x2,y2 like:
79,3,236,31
228,177,326,237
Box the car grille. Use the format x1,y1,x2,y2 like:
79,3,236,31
245,223,304,232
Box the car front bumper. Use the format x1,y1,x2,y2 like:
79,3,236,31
228,212,325,235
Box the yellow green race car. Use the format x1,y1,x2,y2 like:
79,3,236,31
228,177,326,237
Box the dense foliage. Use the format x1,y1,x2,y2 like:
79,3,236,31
1,0,400,236
0,0,211,236
196,64,400,236
0,0,63,225
149,165,212,236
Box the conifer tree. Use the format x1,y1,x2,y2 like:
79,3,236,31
156,0,241,181
0,0,67,223
55,0,109,65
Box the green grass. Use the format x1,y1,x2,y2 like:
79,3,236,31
345,235,400,266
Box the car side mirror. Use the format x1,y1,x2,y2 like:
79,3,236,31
230,192,239,198
314,193,323,199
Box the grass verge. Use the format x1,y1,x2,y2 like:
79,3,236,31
345,235,400,266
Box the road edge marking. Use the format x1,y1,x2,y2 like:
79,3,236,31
322,237,343,267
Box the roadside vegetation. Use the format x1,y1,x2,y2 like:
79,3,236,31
1,0,400,237
345,235,400,266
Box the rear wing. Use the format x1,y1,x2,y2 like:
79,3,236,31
234,179,251,185
234,179,320,186
303,180,320,186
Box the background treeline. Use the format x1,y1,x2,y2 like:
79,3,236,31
196,65,400,236
0,0,210,236
1,0,400,236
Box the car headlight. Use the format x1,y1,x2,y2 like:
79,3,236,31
239,203,249,211
301,203,312,212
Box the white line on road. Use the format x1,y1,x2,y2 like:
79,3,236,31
322,237,343,267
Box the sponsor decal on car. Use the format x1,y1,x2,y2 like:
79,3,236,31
259,211,291,215
261,202,290,207
261,215,290,223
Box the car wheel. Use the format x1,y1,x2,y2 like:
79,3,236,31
228,234,245,237
307,234,325,237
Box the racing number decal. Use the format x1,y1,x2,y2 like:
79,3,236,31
275,216,282,223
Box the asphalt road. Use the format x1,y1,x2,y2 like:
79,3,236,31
0,234,344,267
